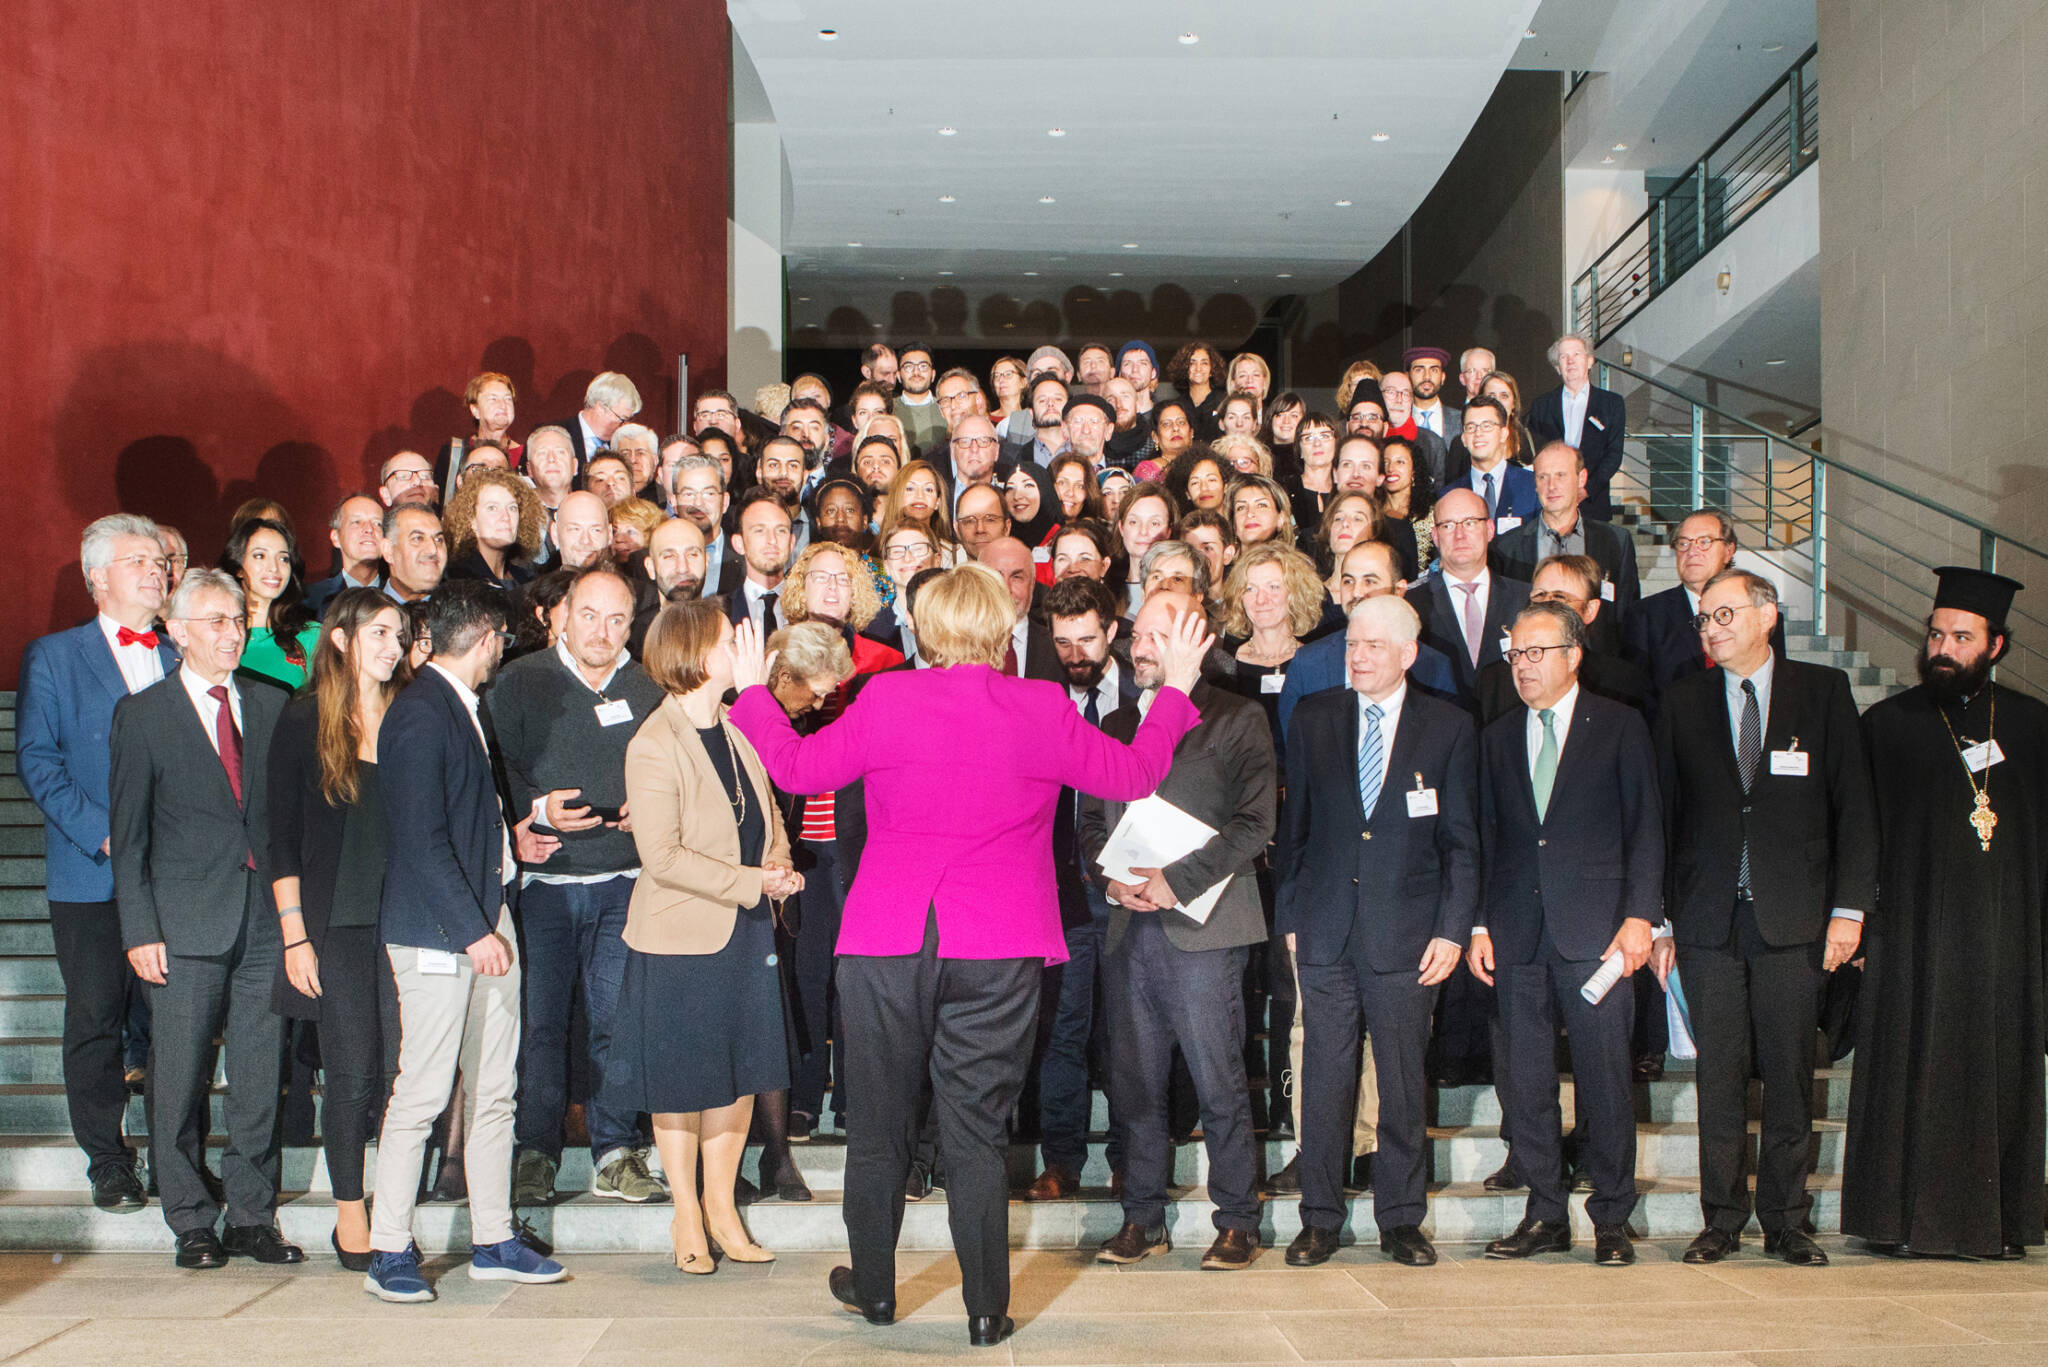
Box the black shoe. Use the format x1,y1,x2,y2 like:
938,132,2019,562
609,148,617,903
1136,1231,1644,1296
828,1264,894,1325
1346,1154,1373,1195
1481,1161,1525,1193
967,1315,1015,1347
771,1171,814,1203
1485,1217,1571,1259
1568,1165,1594,1193
904,1161,933,1202
1096,1222,1170,1264
223,1223,306,1264
174,1227,227,1270
90,1164,146,1213
200,1166,225,1207
2002,1243,2028,1260
1285,1226,1341,1267
1380,1224,1437,1266
735,1173,762,1207
1200,1228,1257,1270
330,1227,373,1273
1862,1239,1912,1259
1593,1223,1635,1266
1682,1227,1740,1264
1763,1228,1829,1266
1263,1154,1301,1195
1633,1054,1665,1083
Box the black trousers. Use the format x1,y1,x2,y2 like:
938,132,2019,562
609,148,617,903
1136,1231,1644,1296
1298,956,1437,1231
790,837,848,1123
836,909,1038,1318
1680,898,1825,1235
48,899,137,1174
314,926,400,1202
1106,917,1259,1233
149,889,285,1234
1499,932,1637,1227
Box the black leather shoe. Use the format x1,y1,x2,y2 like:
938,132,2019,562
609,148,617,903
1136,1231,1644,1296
1380,1224,1437,1266
1346,1154,1373,1195
1682,1227,1740,1264
1763,1228,1829,1266
1633,1054,1665,1083
1862,1239,1912,1258
223,1223,306,1264
1263,1155,1301,1194
330,1227,373,1272
1285,1226,1341,1267
2001,1242,2028,1260
1096,1222,1170,1264
1485,1217,1571,1259
967,1315,1015,1347
829,1264,894,1325
174,1228,227,1270
1200,1228,1257,1270
90,1164,147,1213
1481,1161,1525,1193
903,1161,933,1202
1593,1223,1635,1266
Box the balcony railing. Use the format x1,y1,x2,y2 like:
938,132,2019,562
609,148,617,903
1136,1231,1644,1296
1572,44,1818,343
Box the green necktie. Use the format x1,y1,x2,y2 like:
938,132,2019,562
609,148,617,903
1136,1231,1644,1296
1533,707,1559,822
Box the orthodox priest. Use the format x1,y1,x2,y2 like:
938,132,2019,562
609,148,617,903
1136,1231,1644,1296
1844,566,2047,1259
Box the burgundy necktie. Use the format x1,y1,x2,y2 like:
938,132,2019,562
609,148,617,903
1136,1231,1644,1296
1003,643,1019,677
208,684,244,806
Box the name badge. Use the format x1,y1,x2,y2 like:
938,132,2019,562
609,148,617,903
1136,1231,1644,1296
594,699,635,727
1406,788,1439,817
1260,672,1286,694
417,949,461,976
1588,415,1607,431
1495,515,1523,533
1032,545,1051,564
1962,739,2006,773
1600,581,1615,601
1769,750,1809,776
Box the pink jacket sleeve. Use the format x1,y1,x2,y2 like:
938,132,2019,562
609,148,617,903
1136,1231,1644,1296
728,685,872,796
1058,685,1200,799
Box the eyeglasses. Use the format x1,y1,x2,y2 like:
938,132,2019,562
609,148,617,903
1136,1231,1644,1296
884,542,934,560
494,630,520,648
175,615,246,634
958,514,1007,530
112,554,170,575
1672,535,1730,552
1691,603,1760,631
901,360,934,374
1436,516,1490,535
954,436,997,450
385,467,432,485
806,571,853,589
1464,419,1502,435
1504,644,1571,665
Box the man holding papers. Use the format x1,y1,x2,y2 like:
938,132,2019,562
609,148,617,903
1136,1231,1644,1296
1650,569,1876,1267
1081,591,1276,1271
1277,593,1480,1268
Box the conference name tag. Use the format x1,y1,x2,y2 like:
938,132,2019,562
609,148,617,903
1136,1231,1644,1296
1260,672,1286,694
1962,739,2006,773
594,699,635,727
1032,545,1051,564
417,949,461,976
1601,581,1616,601
1495,515,1523,532
1406,788,1439,817
1588,415,1608,431
1769,750,1810,777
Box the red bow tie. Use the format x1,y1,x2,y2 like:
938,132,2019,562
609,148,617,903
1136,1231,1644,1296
116,626,159,649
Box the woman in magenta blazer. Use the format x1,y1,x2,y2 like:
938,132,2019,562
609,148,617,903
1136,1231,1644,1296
728,564,1211,1347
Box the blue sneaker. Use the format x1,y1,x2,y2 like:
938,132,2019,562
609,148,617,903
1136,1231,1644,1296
364,1245,435,1302
469,1235,568,1283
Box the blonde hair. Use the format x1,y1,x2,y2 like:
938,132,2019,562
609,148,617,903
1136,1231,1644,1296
1226,351,1272,396
914,564,1016,669
768,620,855,690
1221,542,1327,638
783,541,884,630
753,382,792,422
1210,432,1274,479
1335,360,1384,412
609,497,666,544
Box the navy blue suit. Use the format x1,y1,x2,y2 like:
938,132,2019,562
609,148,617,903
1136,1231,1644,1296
1625,583,1788,700
1527,385,1627,520
1405,573,1531,714
1452,462,1538,528
1275,630,1458,742
1479,689,1664,1226
378,667,512,952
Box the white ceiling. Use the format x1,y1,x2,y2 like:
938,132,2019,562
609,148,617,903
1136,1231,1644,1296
728,0,1545,344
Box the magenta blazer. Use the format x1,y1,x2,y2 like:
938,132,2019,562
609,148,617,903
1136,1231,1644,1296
729,665,1198,962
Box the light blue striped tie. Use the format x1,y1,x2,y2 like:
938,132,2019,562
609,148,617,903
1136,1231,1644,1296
1358,702,1385,820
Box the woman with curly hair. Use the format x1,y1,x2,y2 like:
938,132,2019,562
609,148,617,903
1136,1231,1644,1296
221,516,321,688
1170,450,1230,513
1380,437,1438,574
443,466,544,592
609,497,666,559
1212,432,1275,480
1134,396,1199,483
1166,342,1227,435
1218,541,1326,737
876,460,960,565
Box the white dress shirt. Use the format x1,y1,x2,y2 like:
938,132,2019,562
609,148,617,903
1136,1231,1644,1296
427,662,516,885
1068,659,1122,721
1009,615,1032,672
1562,383,1590,447
1524,682,1580,781
1721,652,1862,924
1356,680,1408,806
741,577,787,634
99,614,167,695
577,413,607,457
1415,402,1443,437
1465,461,1509,515
1442,564,1493,661
178,667,242,754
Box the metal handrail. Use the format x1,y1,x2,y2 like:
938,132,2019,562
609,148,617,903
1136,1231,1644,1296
1572,44,1819,343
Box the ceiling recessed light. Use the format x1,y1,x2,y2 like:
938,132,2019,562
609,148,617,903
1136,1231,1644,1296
1276,273,1293,279
1038,195,1056,204
1764,357,1788,366
1109,271,1124,277
1601,155,1615,164
1612,142,1628,151
937,126,957,136
1371,132,1391,142
937,269,953,276
1122,242,1139,249
938,194,956,203
1047,127,1066,137
1524,28,1536,38
1023,270,1038,277
1178,32,1199,44
1763,42,1785,52
796,296,810,301
817,28,838,40
846,241,863,247
1334,199,1353,207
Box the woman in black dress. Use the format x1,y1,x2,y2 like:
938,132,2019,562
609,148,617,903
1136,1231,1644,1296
616,600,801,1273
265,586,411,1269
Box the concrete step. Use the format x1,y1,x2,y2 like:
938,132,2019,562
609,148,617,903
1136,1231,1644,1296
1432,1067,1850,1125
0,858,44,888
0,888,49,918
0,829,42,857
0,922,52,956
0,997,63,1035
0,802,41,827
0,778,27,803
0,960,61,995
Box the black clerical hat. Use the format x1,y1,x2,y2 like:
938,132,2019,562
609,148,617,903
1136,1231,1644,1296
1932,566,2023,629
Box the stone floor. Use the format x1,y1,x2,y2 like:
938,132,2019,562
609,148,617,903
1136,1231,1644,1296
0,1238,2045,1365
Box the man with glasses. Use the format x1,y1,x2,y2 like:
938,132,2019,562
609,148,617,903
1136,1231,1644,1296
555,371,642,468
691,389,743,444
379,450,439,508
1471,601,1662,1268
1406,488,1530,714
1449,398,1536,531
670,455,733,592
1529,333,1627,520
1491,442,1640,621
156,525,191,592
946,414,1009,494
1624,508,1785,697
1459,348,1498,406
954,484,1011,563
19,515,179,1215
891,343,947,456
1378,371,1448,488
111,569,300,1269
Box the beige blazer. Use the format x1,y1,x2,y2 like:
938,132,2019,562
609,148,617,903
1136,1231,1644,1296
621,695,790,955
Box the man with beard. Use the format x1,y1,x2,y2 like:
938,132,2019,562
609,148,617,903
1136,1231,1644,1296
629,518,707,656
891,343,947,455
1004,374,1071,469
860,342,899,396
722,487,794,635
755,435,815,556
1844,567,2048,1261
1023,576,1137,1201
1062,395,1115,472
669,456,732,591
1404,346,1461,443
780,397,833,499
1377,371,1447,488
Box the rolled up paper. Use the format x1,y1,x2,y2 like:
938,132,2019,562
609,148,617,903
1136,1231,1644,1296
1580,954,1626,1005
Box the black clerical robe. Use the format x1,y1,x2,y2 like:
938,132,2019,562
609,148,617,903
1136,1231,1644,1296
1843,682,2048,1255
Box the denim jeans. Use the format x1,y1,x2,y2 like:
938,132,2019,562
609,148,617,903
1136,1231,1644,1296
1034,901,1121,1175
514,875,637,1162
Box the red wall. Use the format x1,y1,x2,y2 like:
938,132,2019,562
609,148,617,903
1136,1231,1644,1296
1,1,730,681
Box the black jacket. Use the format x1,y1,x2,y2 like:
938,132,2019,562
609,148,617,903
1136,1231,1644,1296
1405,572,1531,711
378,668,512,951
1489,514,1642,620
1526,385,1627,518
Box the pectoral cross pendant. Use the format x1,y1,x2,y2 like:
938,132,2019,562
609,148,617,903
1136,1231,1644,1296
1970,791,1997,852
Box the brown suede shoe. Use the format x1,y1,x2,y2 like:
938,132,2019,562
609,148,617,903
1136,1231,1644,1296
1024,1166,1079,1201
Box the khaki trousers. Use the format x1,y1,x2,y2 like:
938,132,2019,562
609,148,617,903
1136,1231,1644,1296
1288,951,1378,1154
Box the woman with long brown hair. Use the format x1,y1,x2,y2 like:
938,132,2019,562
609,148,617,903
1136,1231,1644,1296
876,459,961,564
265,587,412,1270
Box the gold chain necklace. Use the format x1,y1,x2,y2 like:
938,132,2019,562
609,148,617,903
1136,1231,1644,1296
1935,690,1997,852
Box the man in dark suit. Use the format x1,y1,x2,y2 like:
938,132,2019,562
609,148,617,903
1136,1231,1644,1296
1652,569,1878,1268
1624,509,1786,698
979,538,1063,681
1279,540,1458,738
1491,443,1641,620
111,568,299,1269
1440,399,1536,529
1526,334,1627,520
1083,591,1276,1271
1470,601,1663,1266
720,488,795,635
1476,556,1652,724
548,370,641,469
1277,594,1480,1268
1406,488,1532,714
19,515,181,1213
366,580,567,1301
304,493,387,615
1023,577,1139,1200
